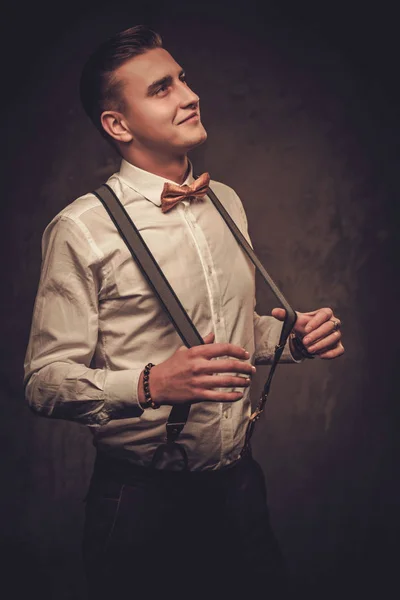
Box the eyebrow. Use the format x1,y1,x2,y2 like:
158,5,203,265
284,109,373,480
147,69,186,96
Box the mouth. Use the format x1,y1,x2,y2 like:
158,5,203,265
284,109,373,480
178,112,200,125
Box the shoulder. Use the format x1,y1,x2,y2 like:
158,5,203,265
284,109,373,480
46,169,126,223
43,172,123,238
208,177,248,230
53,172,123,224
41,173,123,262
209,178,238,199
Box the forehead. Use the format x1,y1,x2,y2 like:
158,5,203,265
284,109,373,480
115,47,182,90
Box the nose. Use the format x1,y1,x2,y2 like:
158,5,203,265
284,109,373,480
178,81,199,108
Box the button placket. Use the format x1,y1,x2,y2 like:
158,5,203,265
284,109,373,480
181,206,226,341
181,204,232,465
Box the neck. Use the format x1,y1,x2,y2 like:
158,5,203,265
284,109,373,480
121,148,189,184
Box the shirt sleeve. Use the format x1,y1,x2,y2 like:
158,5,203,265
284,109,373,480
23,214,144,427
253,311,302,364
230,188,302,365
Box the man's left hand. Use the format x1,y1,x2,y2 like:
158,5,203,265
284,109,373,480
272,307,344,359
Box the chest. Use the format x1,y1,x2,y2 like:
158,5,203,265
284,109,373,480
98,199,255,317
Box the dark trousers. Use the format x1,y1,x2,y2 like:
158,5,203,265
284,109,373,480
82,450,289,599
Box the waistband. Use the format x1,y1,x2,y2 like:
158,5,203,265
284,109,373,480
92,449,251,487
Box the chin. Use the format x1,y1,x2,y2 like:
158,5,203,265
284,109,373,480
186,129,208,150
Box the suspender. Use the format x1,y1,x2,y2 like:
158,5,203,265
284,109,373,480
93,182,297,469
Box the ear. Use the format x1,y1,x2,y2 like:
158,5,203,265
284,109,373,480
100,110,133,143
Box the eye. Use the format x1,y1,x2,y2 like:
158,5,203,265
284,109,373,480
180,74,187,84
156,84,169,95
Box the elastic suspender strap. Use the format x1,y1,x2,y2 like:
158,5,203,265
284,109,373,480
205,185,297,346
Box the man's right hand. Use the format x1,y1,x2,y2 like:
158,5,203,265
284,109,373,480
138,332,255,407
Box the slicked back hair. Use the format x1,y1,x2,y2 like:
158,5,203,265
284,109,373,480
80,25,163,141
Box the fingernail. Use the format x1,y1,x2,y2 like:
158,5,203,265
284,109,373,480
251,366,256,373
305,325,312,332
303,336,309,344
244,350,250,358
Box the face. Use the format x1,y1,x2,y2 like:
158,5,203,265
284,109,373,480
108,47,207,156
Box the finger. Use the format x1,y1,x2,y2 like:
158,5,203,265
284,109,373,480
202,332,215,344
197,375,252,389
318,343,345,360
304,307,334,333
307,331,342,354
302,321,341,346
192,342,250,361
300,310,320,317
271,308,286,321
200,359,256,376
195,389,244,403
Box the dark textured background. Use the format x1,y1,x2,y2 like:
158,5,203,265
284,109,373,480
1,1,398,598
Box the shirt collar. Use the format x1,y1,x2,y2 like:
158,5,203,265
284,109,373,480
118,158,195,207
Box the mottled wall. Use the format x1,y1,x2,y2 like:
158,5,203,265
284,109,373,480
1,2,398,599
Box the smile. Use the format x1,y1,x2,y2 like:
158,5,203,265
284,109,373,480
179,113,200,124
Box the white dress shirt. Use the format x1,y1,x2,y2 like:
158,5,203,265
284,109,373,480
24,159,298,470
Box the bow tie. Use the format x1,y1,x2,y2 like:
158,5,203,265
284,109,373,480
160,172,210,213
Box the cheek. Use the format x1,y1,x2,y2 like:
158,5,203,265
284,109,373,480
132,104,176,134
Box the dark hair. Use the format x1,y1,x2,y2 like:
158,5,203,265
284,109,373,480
79,25,162,139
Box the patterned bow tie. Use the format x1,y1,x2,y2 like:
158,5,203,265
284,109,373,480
160,172,210,213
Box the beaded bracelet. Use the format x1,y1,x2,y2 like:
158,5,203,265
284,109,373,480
290,332,315,360
141,362,160,409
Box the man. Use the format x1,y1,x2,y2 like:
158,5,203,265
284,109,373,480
24,25,344,599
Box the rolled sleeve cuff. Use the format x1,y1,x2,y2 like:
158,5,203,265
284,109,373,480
254,320,303,364
102,368,144,420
